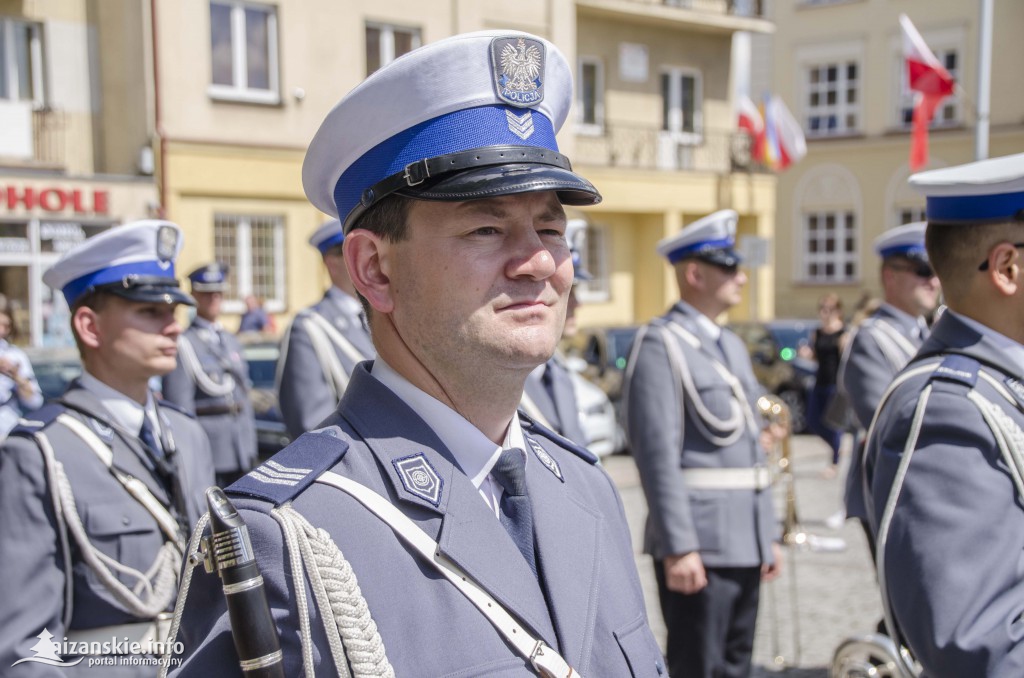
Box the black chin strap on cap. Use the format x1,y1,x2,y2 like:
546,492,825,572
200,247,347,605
343,145,573,232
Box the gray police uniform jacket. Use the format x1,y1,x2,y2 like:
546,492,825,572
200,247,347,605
838,304,923,521
623,302,776,568
0,383,214,677
170,363,665,677
277,292,374,439
162,320,257,475
868,311,1024,678
522,355,588,447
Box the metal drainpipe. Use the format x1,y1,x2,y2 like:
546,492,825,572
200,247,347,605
150,0,167,218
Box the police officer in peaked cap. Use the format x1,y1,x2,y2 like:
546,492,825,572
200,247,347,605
624,209,782,678
162,263,257,488
276,219,374,440
870,153,1024,677
169,30,665,677
0,220,215,674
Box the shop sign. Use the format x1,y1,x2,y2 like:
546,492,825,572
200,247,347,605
1,184,110,215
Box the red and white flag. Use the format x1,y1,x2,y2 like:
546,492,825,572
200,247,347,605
764,95,806,171
900,13,955,169
736,94,766,164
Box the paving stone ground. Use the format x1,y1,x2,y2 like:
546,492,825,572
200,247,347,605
603,433,882,677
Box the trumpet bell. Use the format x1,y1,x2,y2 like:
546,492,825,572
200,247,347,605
830,634,921,678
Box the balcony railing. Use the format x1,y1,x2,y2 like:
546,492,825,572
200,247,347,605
574,124,764,174
610,0,765,19
32,108,67,167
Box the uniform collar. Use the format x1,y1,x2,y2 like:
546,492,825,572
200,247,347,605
675,299,722,341
78,371,159,435
326,286,363,317
946,310,1024,372
369,357,525,490
878,302,923,334
192,315,222,333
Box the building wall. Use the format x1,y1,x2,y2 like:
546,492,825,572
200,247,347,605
769,0,1024,319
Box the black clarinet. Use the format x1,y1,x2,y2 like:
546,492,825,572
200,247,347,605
204,487,285,678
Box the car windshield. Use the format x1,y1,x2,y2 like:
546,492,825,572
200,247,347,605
767,322,815,360
244,344,279,389
605,328,639,370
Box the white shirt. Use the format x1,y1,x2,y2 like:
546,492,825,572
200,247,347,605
677,300,722,342
79,371,162,444
0,339,42,410
326,286,364,319
370,358,526,518
949,310,1024,373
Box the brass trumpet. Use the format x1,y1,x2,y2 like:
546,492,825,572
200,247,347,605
756,394,802,667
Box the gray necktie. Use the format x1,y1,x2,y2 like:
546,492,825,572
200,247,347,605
491,448,537,577
139,416,163,459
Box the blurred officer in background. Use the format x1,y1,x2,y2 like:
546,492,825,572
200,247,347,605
163,263,257,487
624,209,781,678
169,30,664,677
0,220,214,674
521,217,589,446
870,153,1024,677
276,219,374,439
836,222,940,543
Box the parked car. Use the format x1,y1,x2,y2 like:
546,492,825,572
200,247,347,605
24,346,83,400
563,325,640,407
727,319,818,433
565,364,626,458
240,338,292,459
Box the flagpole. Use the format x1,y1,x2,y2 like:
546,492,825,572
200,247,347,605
975,0,993,160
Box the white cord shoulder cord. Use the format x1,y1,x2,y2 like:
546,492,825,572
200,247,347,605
868,320,919,374
159,511,211,678
35,423,181,622
302,314,353,401
176,335,236,397
271,504,393,678
657,322,753,446
315,471,581,678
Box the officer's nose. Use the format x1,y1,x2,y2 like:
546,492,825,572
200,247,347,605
505,229,561,281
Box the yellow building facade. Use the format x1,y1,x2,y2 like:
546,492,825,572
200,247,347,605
768,0,1024,319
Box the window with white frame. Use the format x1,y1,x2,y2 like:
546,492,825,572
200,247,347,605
661,69,702,137
365,22,420,76
577,57,604,134
0,18,44,105
896,206,926,225
897,48,960,128
209,1,279,103
805,61,860,136
803,210,857,282
214,214,286,311
575,223,610,301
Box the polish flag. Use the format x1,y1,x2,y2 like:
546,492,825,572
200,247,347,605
764,95,806,171
900,14,955,169
737,94,765,164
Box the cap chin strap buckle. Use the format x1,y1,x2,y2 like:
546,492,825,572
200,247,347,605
403,160,431,187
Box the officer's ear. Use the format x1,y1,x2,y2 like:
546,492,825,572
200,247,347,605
344,231,394,314
72,305,102,350
986,241,1022,297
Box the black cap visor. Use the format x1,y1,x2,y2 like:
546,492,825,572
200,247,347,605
694,247,743,270
93,277,196,307
344,145,601,232
397,162,601,207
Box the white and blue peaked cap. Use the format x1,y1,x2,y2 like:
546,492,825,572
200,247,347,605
656,209,742,268
302,30,601,232
42,220,195,307
874,222,928,261
309,219,344,254
909,153,1024,224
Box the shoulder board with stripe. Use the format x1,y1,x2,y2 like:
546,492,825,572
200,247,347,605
228,426,349,505
7,402,65,437
518,410,598,465
156,399,197,419
929,354,979,389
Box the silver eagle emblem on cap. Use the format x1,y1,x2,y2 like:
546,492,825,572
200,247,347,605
491,36,545,107
156,225,178,264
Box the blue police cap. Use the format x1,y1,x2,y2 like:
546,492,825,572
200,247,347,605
309,219,345,254
42,220,195,307
874,222,928,262
566,218,593,282
656,209,743,268
910,153,1024,224
302,30,601,233
188,263,229,292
